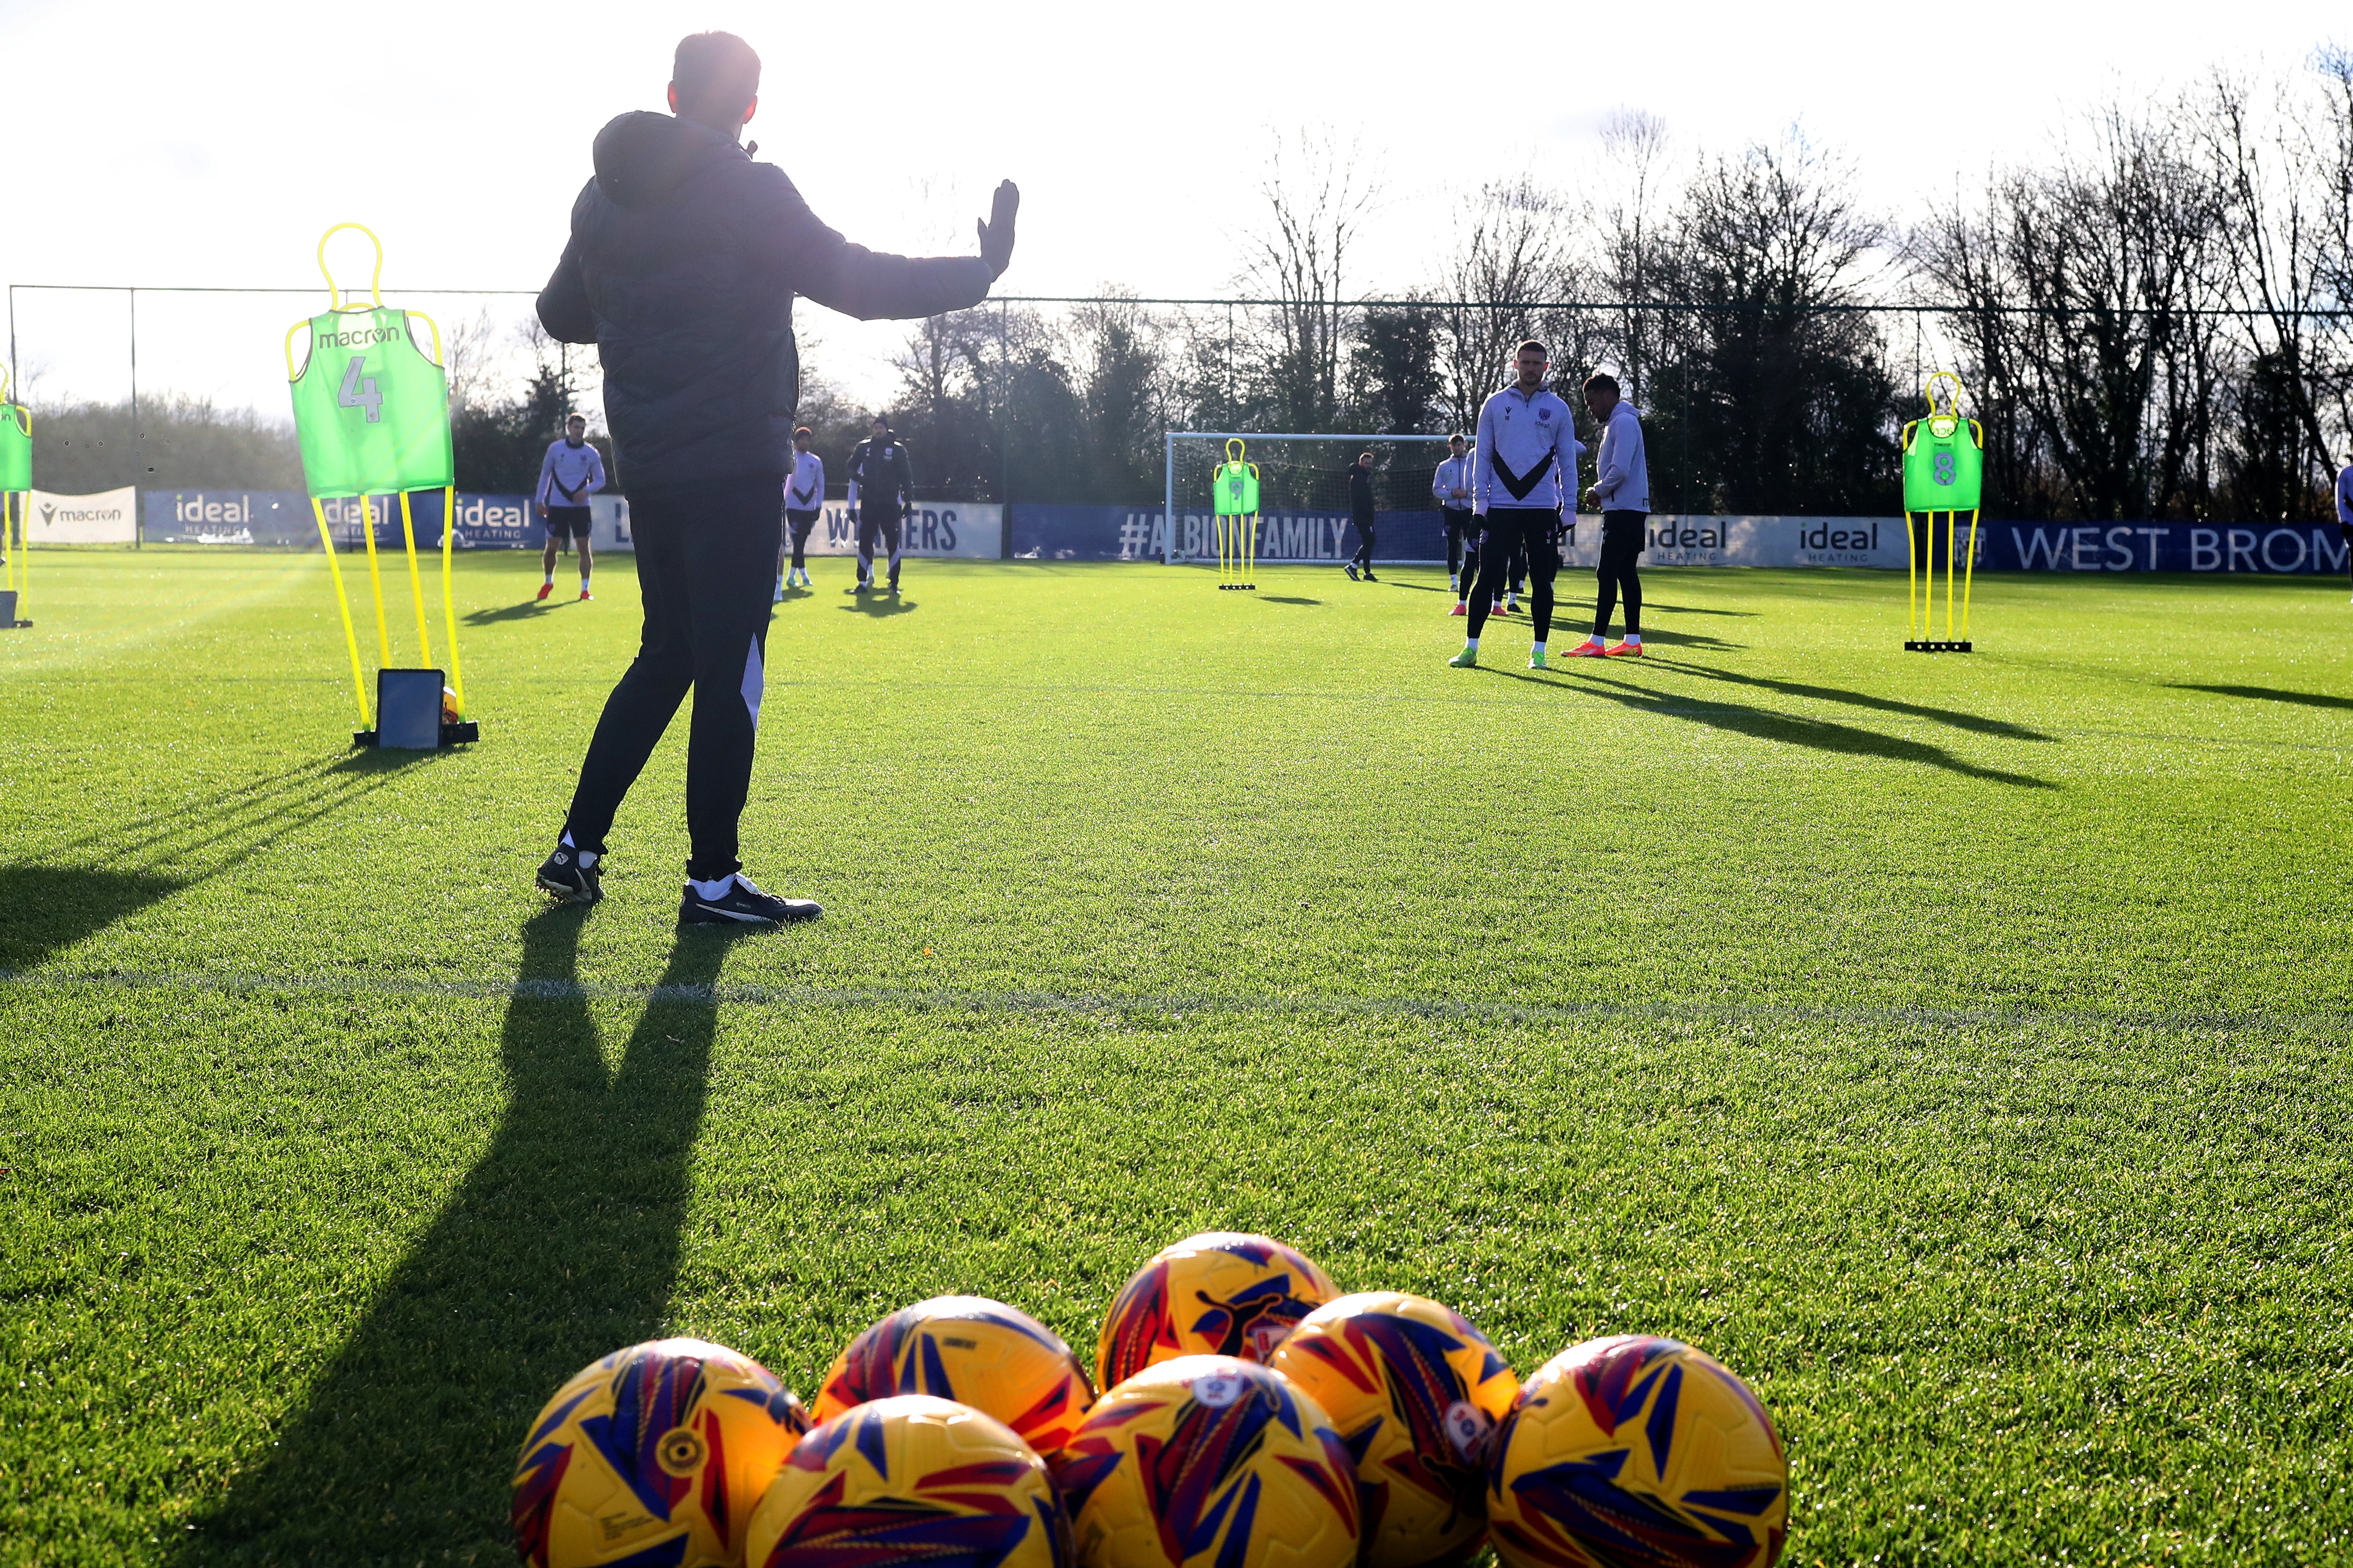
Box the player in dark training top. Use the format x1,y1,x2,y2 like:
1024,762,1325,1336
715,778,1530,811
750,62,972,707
1342,451,1378,581
849,416,916,595
531,29,1018,925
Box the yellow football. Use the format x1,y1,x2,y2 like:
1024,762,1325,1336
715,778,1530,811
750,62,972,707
512,1337,811,1568
746,1393,1070,1568
1268,1291,1520,1568
1052,1355,1359,1568
1096,1232,1339,1390
1486,1336,1786,1568
814,1295,1095,1457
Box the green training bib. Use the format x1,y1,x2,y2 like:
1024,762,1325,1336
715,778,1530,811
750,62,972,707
1214,460,1259,517
289,307,453,498
1902,415,1983,512
0,404,28,492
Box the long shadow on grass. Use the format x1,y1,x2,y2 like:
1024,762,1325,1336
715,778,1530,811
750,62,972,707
1652,657,2055,740
463,599,558,625
0,865,186,971
2168,683,2353,711
1641,601,1760,617
1502,668,2057,788
181,912,751,1563
3,758,429,972
22,756,351,864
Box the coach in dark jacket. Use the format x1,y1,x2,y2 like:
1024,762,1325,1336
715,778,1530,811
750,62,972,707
531,30,1018,926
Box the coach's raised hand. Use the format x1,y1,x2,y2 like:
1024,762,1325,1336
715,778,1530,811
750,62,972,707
979,180,1020,277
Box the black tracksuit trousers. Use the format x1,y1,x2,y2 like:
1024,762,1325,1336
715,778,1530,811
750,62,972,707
859,507,904,589
786,506,820,571
1349,508,1376,570
1466,509,1560,642
563,473,782,881
1443,508,1472,587
1594,510,1646,639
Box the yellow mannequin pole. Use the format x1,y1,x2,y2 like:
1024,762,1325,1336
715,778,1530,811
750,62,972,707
356,495,391,666
440,485,465,713
1961,508,1981,641
313,497,370,724
1903,510,1918,639
1244,511,1256,587
1943,513,1956,640
398,489,434,668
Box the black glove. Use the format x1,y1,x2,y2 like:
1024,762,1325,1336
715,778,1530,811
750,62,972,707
978,180,1019,277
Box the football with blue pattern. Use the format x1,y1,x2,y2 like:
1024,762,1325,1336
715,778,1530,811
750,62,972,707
511,1337,811,1568
815,1296,1096,1458
1051,1355,1359,1568
1095,1233,1339,1391
1268,1292,1521,1568
1486,1336,1786,1568
747,1392,1072,1568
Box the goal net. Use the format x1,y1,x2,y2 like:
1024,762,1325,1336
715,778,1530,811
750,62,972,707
1162,432,1457,566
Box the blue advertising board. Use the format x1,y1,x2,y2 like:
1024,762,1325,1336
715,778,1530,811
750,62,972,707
1011,505,1447,563
130,491,2353,576
143,490,537,548
1976,521,2351,574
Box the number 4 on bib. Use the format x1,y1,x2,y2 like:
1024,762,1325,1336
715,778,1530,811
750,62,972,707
287,227,451,498
338,356,384,425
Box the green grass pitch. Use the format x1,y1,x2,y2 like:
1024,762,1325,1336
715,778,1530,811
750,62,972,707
3,547,2350,1565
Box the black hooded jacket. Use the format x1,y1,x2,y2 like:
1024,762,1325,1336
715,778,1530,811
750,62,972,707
538,113,994,493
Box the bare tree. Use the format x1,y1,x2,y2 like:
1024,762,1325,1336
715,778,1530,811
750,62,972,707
2200,64,2346,516
1660,131,1900,513
1917,100,2228,521
2315,46,2353,455
1590,110,1674,403
1063,290,1173,496
1432,174,1571,433
441,308,501,414
1237,130,1382,431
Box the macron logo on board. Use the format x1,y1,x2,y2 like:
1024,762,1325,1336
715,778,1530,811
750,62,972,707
27,488,137,542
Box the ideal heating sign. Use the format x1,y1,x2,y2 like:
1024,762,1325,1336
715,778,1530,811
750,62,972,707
806,502,1002,558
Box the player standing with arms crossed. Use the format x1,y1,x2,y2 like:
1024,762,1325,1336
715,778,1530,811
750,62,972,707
849,415,915,595
777,425,822,598
1450,341,1576,669
535,413,606,601
1434,433,1477,612
531,29,1018,923
1570,370,1650,656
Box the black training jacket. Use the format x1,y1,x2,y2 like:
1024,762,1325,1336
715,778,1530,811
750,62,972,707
1348,465,1375,519
849,438,916,519
538,112,994,493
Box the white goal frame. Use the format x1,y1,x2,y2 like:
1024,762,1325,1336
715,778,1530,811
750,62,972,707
1161,431,1456,565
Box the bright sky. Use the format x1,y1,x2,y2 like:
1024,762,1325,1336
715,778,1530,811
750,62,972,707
2,0,2344,415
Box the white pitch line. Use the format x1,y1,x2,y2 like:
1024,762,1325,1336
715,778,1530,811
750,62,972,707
0,965,2336,1036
